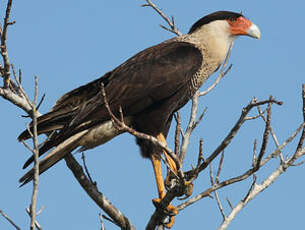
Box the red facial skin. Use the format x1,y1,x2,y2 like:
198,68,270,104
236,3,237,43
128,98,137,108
227,16,252,36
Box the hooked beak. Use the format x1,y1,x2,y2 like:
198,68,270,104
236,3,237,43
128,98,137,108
247,23,261,39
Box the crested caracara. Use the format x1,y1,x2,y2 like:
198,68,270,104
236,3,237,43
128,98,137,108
18,11,260,228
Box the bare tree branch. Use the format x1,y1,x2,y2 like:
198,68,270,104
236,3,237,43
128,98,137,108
81,152,96,185
226,198,233,210
295,84,305,153
99,213,106,230
1,2,304,230
209,163,226,220
177,120,304,212
0,0,15,88
29,76,40,230
179,91,200,163
26,208,42,230
218,147,305,230
0,210,20,230
257,105,284,162
64,153,136,230
196,98,282,174
174,112,181,155
142,0,182,36
254,99,272,170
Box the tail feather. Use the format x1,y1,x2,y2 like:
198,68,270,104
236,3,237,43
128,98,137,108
18,109,75,141
22,133,60,169
19,130,88,186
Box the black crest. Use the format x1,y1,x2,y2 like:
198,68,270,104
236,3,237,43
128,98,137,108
189,11,243,34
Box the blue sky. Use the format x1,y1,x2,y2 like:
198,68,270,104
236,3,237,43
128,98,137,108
1,0,305,229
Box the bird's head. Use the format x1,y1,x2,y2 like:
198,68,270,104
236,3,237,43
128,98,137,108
189,11,261,39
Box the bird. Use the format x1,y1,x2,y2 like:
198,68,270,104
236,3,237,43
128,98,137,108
18,11,260,228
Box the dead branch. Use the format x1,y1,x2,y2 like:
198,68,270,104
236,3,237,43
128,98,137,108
81,152,96,185
209,163,226,220
226,198,233,210
142,0,182,36
218,146,305,230
26,208,42,230
99,213,106,230
0,0,14,88
174,112,181,155
29,76,40,230
288,84,305,163
196,98,282,174
179,91,200,163
254,99,271,170
64,153,136,230
177,121,305,212
295,84,305,153
256,105,284,162
0,210,20,230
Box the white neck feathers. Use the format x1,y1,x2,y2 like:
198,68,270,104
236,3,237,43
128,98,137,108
189,20,235,63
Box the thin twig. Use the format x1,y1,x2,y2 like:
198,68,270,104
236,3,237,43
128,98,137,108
174,112,181,155
254,99,272,170
30,76,40,230
81,152,96,185
192,107,207,131
252,139,257,167
101,83,184,178
99,213,106,230
179,91,199,163
0,0,14,88
197,98,282,173
226,197,233,210
0,210,21,230
257,105,284,161
64,153,136,230
199,42,234,97
142,0,182,36
197,139,204,168
218,147,305,230
26,208,42,230
216,152,225,182
178,121,303,212
210,161,226,220
295,84,305,153
36,93,45,111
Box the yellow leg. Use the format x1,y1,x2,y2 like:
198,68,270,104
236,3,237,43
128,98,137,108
151,154,166,199
150,133,178,228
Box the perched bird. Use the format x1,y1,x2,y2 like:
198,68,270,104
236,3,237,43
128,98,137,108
18,11,260,228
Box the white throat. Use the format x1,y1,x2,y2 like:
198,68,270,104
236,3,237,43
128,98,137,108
190,20,236,63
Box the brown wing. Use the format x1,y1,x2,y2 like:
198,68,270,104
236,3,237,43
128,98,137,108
67,41,202,130
18,72,112,141
20,40,202,169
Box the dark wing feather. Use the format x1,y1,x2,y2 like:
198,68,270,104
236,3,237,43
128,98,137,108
20,40,202,169
67,41,202,130
18,72,112,141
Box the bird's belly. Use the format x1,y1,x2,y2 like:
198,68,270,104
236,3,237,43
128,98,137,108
78,117,132,151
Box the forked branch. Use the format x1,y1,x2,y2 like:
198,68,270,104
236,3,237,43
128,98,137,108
142,0,182,36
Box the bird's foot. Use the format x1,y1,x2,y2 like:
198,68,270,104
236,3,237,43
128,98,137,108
182,180,193,199
152,198,178,229
165,173,194,199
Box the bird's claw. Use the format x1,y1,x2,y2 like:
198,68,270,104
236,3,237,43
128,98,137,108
152,198,178,229
165,173,194,198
